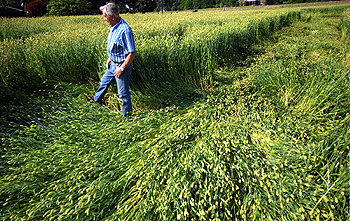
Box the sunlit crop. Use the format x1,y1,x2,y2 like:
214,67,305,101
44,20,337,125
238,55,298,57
1,4,349,221
1,7,302,91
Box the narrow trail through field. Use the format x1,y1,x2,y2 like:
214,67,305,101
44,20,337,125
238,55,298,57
213,12,344,92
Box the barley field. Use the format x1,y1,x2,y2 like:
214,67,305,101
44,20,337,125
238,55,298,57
1,3,349,221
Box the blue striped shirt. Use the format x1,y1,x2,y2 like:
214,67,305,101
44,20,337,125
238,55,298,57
107,18,136,63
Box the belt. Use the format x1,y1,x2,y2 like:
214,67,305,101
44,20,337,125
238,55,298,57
112,60,123,66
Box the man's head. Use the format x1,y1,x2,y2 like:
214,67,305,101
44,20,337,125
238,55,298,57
100,3,120,26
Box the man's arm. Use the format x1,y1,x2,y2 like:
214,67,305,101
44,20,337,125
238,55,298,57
114,52,136,78
121,52,136,70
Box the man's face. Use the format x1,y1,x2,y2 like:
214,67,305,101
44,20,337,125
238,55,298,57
103,10,114,25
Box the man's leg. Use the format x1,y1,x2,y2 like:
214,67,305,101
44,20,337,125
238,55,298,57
93,65,116,103
116,65,133,117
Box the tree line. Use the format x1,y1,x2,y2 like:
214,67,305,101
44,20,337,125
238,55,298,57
0,0,340,17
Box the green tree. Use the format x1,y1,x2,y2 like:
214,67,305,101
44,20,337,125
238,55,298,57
89,0,106,13
0,0,34,10
179,0,193,10
155,0,173,12
165,0,175,10
134,0,157,12
171,2,177,10
1,0,21,8
193,0,201,9
200,0,212,8
47,0,89,16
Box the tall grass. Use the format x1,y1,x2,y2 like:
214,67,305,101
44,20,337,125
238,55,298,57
0,22,105,90
2,6,348,95
0,8,303,94
252,15,350,121
0,16,102,41
246,13,350,219
341,8,350,66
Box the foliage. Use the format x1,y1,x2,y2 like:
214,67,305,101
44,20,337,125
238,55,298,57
0,7,304,101
341,8,350,67
88,0,109,13
134,0,157,13
0,0,31,9
47,0,90,16
1,4,350,221
0,15,105,90
177,0,237,10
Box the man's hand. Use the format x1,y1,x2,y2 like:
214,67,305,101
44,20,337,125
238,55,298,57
113,66,123,78
106,58,111,69
112,52,136,78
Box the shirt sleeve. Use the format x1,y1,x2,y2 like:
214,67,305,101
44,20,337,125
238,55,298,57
124,30,136,54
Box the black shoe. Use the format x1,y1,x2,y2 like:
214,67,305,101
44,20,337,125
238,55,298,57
86,96,101,105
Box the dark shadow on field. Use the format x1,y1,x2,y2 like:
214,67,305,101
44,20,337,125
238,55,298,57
0,83,54,134
0,84,50,177
0,81,82,136
128,42,267,110
213,43,266,87
131,80,203,110
129,60,204,110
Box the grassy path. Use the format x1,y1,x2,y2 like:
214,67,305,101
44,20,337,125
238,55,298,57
1,9,349,221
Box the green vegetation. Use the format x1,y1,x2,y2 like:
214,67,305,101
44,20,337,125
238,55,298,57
1,4,349,220
0,8,303,102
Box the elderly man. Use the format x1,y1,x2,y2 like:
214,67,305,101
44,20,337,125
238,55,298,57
87,3,136,117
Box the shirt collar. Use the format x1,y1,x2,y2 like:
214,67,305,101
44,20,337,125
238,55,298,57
111,18,122,29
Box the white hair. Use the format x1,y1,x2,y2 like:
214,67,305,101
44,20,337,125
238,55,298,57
100,3,119,17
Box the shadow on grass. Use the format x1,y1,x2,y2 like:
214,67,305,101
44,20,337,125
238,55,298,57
213,42,267,88
0,83,58,134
